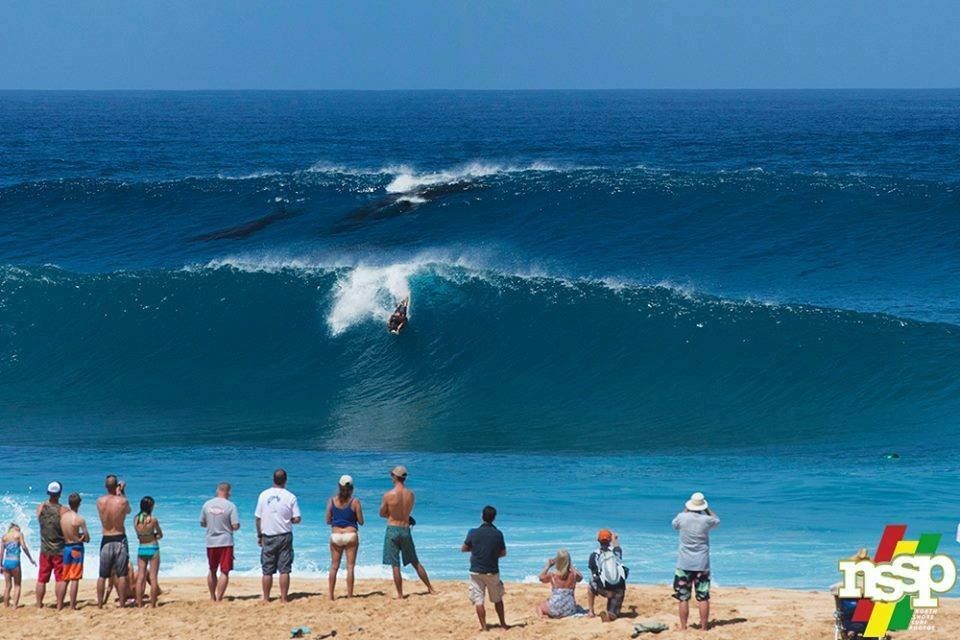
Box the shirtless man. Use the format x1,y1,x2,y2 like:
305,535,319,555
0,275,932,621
96,475,131,608
379,465,434,599
60,493,90,610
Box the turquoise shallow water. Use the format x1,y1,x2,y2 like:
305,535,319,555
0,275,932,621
1,445,956,589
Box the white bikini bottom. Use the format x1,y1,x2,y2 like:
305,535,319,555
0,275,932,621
330,532,358,547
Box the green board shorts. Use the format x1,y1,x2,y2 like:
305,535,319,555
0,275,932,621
382,525,419,567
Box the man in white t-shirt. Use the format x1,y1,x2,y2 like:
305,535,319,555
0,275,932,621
254,469,301,603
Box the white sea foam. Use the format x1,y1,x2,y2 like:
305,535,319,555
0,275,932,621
327,264,414,335
215,170,282,181
302,161,412,176
384,161,566,194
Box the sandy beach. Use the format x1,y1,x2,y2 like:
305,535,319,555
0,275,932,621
1,578,956,640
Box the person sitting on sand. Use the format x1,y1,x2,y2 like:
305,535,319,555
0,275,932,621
2,523,36,608
201,482,241,602
134,496,163,608
255,468,301,603
831,548,871,638
105,559,159,607
96,475,132,608
380,465,434,599
60,492,91,610
587,529,628,621
672,492,719,631
327,474,364,600
537,549,583,618
462,505,508,631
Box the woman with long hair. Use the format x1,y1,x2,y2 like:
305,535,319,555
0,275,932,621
325,475,364,599
134,496,163,607
537,549,583,618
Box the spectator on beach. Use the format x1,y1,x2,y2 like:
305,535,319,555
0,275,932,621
1,523,35,608
255,468,301,603
461,505,507,631
587,529,628,621
60,492,90,610
134,496,163,608
35,480,68,609
326,474,364,600
380,465,435,599
201,482,240,602
96,475,132,608
537,549,583,618
672,491,720,631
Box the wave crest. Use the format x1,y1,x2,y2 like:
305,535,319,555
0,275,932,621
327,264,413,335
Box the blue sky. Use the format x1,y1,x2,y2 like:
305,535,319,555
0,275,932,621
3,1,959,89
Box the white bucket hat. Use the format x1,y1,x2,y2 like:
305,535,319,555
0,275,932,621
685,491,709,511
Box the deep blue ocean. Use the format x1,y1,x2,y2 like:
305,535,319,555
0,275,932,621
1,91,958,588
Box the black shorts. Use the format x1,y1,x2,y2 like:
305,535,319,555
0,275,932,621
589,577,626,615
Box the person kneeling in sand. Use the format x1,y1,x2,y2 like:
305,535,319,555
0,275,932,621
671,492,719,631
587,529,628,621
461,505,507,631
537,549,582,618
380,465,435,599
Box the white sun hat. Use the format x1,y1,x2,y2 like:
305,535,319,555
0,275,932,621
685,491,709,511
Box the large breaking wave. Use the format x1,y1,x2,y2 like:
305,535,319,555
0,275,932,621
2,260,957,452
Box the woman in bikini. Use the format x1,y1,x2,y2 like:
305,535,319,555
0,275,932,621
326,475,364,600
134,496,163,608
1,523,35,608
537,549,583,618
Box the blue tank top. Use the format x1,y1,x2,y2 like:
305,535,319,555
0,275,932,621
330,499,357,528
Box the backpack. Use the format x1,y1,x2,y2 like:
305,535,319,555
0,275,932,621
595,547,626,587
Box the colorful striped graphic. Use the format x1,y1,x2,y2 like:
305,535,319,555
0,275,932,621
850,525,943,638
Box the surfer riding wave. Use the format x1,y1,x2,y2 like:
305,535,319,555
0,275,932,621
388,298,409,334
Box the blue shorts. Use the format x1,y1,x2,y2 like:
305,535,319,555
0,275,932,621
382,526,419,567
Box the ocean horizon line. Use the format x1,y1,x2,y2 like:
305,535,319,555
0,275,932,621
3,87,960,93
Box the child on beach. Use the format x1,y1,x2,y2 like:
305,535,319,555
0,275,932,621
134,496,163,608
2,523,36,608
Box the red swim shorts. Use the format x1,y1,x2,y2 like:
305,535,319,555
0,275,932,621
38,552,64,583
207,546,234,574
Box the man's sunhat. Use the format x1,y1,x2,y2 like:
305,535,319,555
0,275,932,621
597,529,613,543
391,465,408,479
47,481,62,495
339,475,353,487
685,491,708,511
